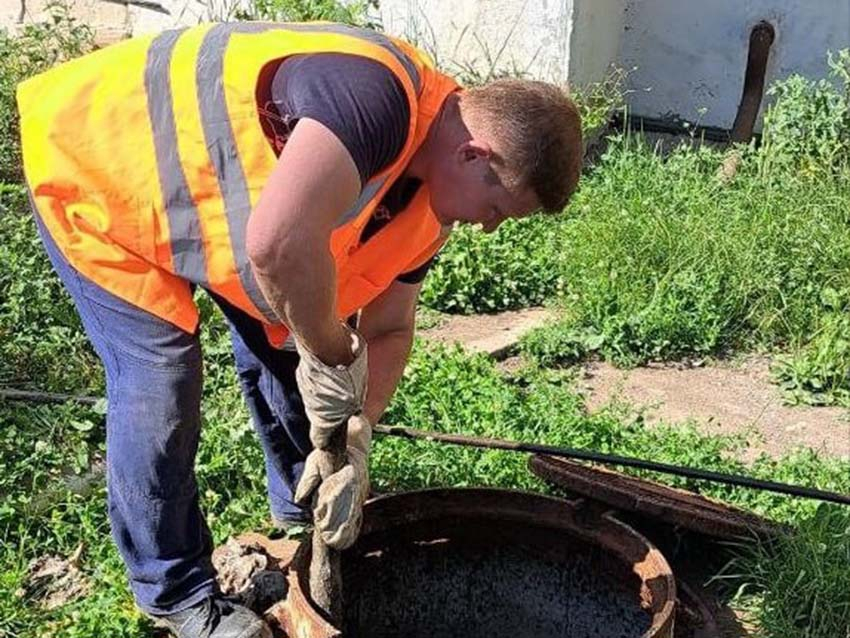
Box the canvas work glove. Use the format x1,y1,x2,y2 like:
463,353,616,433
294,414,372,550
295,328,368,449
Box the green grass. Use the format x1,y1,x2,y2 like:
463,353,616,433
419,216,564,313
516,132,850,405
2,335,849,637
521,135,850,362
719,505,850,638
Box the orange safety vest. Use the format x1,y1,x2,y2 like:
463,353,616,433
18,22,458,346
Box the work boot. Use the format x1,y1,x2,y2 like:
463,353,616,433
153,595,271,638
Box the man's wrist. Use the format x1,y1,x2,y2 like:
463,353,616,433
302,322,358,367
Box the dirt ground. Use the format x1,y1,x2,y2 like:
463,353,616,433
420,310,849,461
417,307,552,357
578,356,849,461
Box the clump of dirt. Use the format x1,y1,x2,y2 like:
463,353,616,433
16,544,91,610
212,537,288,613
213,538,269,594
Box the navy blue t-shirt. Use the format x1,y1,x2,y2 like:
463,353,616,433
257,53,435,284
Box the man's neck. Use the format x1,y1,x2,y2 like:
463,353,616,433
406,92,460,182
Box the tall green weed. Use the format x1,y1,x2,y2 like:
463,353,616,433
420,216,564,313
522,136,850,367
721,505,850,638
758,50,850,177
243,0,373,24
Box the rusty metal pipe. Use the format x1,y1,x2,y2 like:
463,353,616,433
730,21,775,143
374,424,850,506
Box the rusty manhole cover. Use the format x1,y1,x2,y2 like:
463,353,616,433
273,488,676,638
529,455,782,540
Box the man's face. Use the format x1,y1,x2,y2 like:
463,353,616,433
427,140,540,233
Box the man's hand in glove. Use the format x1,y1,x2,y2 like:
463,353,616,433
295,327,368,449
294,414,372,550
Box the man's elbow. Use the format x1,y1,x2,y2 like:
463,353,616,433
246,235,274,272
246,222,299,275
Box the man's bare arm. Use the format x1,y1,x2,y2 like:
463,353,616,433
246,118,361,366
357,279,422,424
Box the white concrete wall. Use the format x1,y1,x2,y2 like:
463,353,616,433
568,0,624,87
621,0,850,129
379,0,573,83
379,0,623,87
3,0,250,45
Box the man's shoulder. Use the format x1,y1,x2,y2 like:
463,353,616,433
268,52,411,185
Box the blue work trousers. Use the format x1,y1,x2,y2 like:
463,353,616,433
34,214,311,615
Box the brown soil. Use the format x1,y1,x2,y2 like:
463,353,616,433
418,307,553,357
578,356,849,461
421,311,849,461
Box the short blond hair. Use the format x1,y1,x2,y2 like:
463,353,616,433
462,79,583,212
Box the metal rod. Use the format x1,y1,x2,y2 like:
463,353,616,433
0,388,100,405
374,425,850,506
4,388,846,506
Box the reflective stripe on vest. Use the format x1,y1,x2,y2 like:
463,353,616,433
144,22,422,323
145,28,209,288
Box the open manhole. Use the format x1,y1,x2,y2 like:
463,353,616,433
274,488,676,638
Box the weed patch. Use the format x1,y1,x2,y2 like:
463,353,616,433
241,0,373,24
721,505,850,638
523,137,850,368
772,306,850,407
420,216,565,313
516,57,850,404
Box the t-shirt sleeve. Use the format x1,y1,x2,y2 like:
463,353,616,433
396,255,436,284
270,53,410,184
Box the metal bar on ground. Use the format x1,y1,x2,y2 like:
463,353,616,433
4,387,847,506
0,388,100,405
373,425,850,506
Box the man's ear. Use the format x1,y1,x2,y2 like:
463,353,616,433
457,138,492,164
